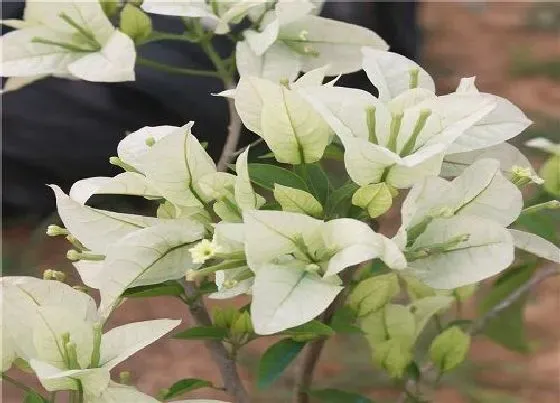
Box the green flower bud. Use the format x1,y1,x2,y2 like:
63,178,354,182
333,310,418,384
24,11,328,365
145,136,156,147
42,269,66,282
66,249,82,261
119,371,132,385
46,224,68,237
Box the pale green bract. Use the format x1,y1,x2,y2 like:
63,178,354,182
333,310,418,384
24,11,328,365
0,0,136,83
1,277,180,401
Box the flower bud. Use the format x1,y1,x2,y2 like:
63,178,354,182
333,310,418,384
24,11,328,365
511,165,544,186
119,371,132,385
46,224,68,237
66,249,82,261
145,136,156,147
43,269,66,282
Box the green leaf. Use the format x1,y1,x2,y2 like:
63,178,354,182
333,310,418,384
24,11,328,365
283,320,334,341
23,393,48,403
351,183,393,219
257,339,306,389
163,378,213,400
294,163,332,204
323,144,345,161
231,311,254,336
515,207,559,243
372,339,412,379
120,4,153,43
248,163,308,192
324,182,359,218
307,388,374,403
540,155,560,196
123,281,184,298
479,264,537,352
348,273,400,317
429,326,471,372
173,326,229,341
273,184,323,217
330,306,362,334
100,0,119,17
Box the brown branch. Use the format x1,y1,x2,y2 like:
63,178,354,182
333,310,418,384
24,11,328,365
183,281,250,403
217,89,243,172
293,271,354,403
397,266,559,403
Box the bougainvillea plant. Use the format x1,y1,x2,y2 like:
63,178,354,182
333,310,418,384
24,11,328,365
1,1,559,403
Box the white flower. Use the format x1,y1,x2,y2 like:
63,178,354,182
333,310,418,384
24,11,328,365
300,49,532,189
244,210,405,334
190,239,221,264
142,0,263,35
1,0,136,83
236,0,388,80
2,276,180,400
393,159,523,289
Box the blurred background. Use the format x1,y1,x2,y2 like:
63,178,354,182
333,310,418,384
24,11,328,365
2,2,559,402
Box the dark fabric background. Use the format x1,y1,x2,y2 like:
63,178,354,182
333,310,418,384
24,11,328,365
2,1,418,222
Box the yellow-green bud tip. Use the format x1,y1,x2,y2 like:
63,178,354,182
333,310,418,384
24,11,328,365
46,224,68,237
223,279,239,289
109,156,121,165
304,263,321,274
66,249,82,261
43,269,66,282
145,136,156,147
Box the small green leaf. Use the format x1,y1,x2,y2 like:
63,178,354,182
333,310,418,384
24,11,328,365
307,388,374,403
231,311,254,336
23,393,48,403
174,326,228,341
372,339,412,379
258,339,306,389
120,4,153,43
330,306,362,334
283,320,334,341
429,326,471,373
401,275,436,300
163,378,213,400
274,184,323,217
248,163,308,192
348,274,399,317
540,155,560,196
323,144,345,161
351,183,392,219
212,306,240,329
123,281,184,298
198,278,219,295
324,182,360,218
100,0,119,17
294,163,332,204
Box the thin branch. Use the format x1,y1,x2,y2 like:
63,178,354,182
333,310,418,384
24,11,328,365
137,57,221,79
183,281,250,403
397,266,559,403
217,91,243,171
293,271,354,403
468,266,559,336
231,138,264,159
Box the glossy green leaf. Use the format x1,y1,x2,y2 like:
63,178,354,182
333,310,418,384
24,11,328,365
307,388,374,403
123,281,184,298
257,339,306,389
324,182,360,218
162,378,213,400
294,163,332,204
247,163,308,192
173,326,229,341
